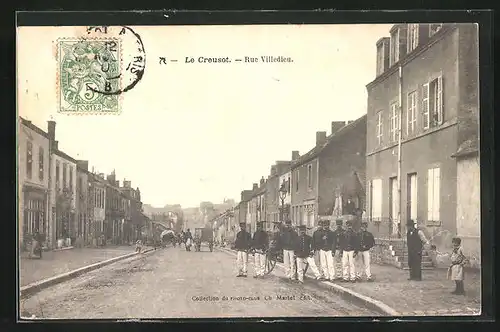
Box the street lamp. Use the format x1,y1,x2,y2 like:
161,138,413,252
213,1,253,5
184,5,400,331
279,182,288,223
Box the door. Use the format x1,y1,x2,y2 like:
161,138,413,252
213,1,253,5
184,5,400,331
389,177,399,236
407,173,418,225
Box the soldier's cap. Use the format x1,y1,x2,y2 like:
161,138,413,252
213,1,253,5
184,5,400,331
361,221,368,227
335,219,343,225
297,225,307,230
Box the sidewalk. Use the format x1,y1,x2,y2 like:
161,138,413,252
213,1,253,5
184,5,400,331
19,246,138,286
310,263,481,316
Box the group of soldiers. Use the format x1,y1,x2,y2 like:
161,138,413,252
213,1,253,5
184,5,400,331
233,218,375,284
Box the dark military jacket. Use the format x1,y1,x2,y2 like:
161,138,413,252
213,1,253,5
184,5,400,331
312,228,335,251
332,227,344,250
295,234,313,258
278,228,299,250
252,230,269,251
234,230,252,250
358,230,375,251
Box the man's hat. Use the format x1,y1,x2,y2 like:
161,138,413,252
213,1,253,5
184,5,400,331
297,225,307,230
336,219,343,225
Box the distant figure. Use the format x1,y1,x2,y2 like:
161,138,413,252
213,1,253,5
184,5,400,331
135,239,143,253
448,237,467,295
185,229,193,251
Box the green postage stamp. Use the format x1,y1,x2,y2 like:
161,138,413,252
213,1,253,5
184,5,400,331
58,38,121,114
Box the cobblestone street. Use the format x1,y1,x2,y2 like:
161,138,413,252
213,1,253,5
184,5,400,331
20,245,376,319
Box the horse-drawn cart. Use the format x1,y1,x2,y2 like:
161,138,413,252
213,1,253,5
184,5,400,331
194,227,214,252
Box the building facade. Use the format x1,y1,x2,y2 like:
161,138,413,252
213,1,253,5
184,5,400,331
105,171,124,244
365,24,479,254
76,160,89,244
88,172,106,246
18,118,50,250
291,118,366,230
265,161,291,229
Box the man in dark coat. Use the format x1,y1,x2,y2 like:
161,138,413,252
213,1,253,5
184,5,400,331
251,221,269,278
185,229,193,251
312,220,336,281
278,220,299,280
341,220,359,282
355,221,375,281
295,225,322,283
332,219,344,279
234,222,252,277
407,219,430,281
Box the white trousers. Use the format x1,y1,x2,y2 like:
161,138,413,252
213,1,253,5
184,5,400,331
333,249,343,278
237,251,248,275
355,250,372,279
283,249,296,279
296,256,322,281
342,250,356,280
254,252,266,276
319,249,336,280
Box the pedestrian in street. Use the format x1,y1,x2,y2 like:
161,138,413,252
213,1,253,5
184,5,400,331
278,220,299,281
251,221,269,278
332,219,345,279
295,225,322,283
185,229,193,251
447,237,468,295
312,220,336,281
406,219,430,281
234,222,252,277
341,220,359,282
355,221,375,281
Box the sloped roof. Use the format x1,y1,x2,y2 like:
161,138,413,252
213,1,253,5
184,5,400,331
341,170,365,197
452,138,479,158
292,114,367,168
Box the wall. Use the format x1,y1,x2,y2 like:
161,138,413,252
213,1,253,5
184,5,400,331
291,158,319,225
18,122,50,248
318,117,367,217
455,154,480,268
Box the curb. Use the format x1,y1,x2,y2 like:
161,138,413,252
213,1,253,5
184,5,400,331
218,247,400,316
20,247,156,299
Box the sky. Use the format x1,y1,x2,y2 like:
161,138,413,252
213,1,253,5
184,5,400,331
18,24,393,208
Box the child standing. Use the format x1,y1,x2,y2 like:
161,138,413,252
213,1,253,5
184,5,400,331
447,237,467,295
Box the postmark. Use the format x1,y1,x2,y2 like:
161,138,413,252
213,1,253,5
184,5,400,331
57,26,146,115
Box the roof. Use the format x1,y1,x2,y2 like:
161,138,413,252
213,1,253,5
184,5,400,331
54,149,78,163
19,117,50,139
452,138,479,158
292,114,367,168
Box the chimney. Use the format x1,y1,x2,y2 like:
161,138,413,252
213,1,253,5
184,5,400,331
77,160,89,171
123,180,132,188
260,176,265,187
270,165,277,176
316,131,327,146
253,183,258,191
292,150,300,161
47,120,56,141
53,141,59,150
107,173,116,184
331,121,345,135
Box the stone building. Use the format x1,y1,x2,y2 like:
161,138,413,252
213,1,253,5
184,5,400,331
88,172,106,246
265,161,291,229
18,117,50,250
75,160,90,245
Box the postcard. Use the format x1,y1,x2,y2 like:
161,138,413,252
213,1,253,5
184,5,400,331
17,20,481,320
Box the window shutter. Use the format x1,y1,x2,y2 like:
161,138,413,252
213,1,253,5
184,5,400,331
427,169,433,222
406,93,410,135
437,76,444,124
423,83,430,129
433,168,440,222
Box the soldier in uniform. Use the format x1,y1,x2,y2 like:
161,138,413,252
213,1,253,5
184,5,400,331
295,225,322,283
312,220,336,281
251,221,269,278
407,219,430,281
332,219,344,279
278,220,299,281
341,220,359,282
234,222,252,277
355,221,375,281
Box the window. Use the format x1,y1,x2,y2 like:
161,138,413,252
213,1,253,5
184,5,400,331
423,76,443,129
376,44,384,76
427,168,440,223
69,166,73,191
63,163,67,188
26,141,33,179
407,173,418,221
295,170,299,192
376,111,383,145
370,179,382,220
407,91,417,135
407,24,419,53
390,28,400,66
307,164,313,189
38,147,44,181
429,23,443,37
55,161,60,189
389,102,400,142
